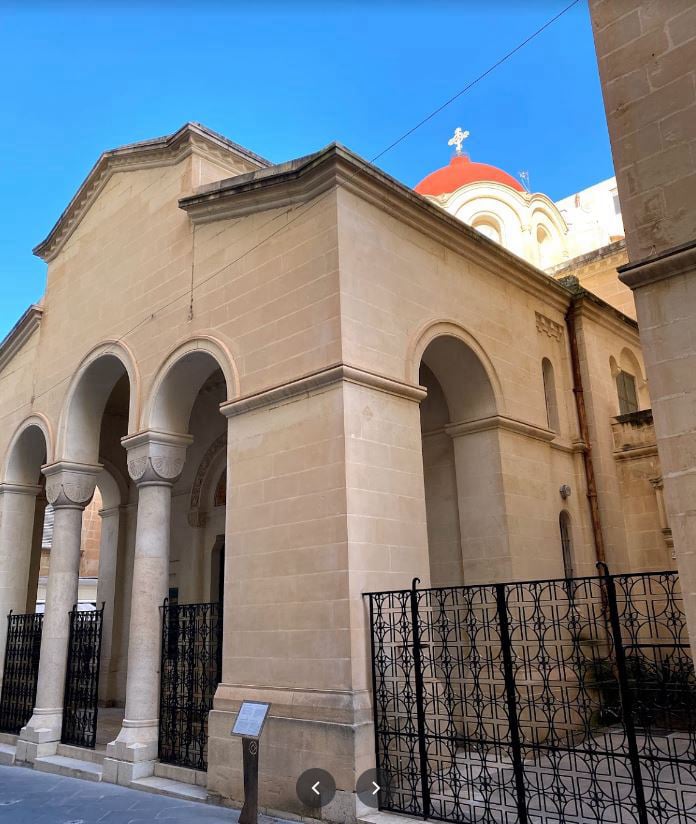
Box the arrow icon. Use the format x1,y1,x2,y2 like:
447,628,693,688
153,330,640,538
311,781,321,796
371,781,380,795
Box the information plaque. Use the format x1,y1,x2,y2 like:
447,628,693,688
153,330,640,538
231,702,271,824
231,701,271,739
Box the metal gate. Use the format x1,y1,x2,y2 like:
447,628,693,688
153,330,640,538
0,611,43,734
159,600,222,770
367,568,696,824
62,604,104,748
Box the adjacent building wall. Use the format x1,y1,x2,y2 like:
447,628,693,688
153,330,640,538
590,0,696,641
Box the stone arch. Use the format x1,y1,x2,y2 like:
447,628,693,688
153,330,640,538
56,341,140,464
2,414,53,485
188,432,227,527
408,320,504,417
145,336,239,434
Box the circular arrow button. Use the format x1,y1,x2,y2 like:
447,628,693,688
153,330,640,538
296,768,336,809
356,768,385,809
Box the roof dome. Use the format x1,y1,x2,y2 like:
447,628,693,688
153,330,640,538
415,154,525,196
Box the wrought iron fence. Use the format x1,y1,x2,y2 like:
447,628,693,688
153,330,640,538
0,611,43,734
62,604,104,748
159,600,222,771
366,568,696,824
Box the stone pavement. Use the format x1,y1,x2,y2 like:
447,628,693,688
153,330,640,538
0,764,292,824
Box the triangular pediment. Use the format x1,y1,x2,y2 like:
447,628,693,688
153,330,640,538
33,123,270,262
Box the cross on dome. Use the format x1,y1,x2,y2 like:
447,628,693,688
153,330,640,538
448,127,469,155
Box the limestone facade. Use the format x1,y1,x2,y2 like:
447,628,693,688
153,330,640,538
590,0,696,648
0,123,677,818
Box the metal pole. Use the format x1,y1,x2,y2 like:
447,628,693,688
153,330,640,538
598,563,649,824
409,577,431,820
496,583,528,824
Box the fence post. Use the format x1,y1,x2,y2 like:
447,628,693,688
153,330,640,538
409,577,431,820
598,563,649,824
496,583,528,824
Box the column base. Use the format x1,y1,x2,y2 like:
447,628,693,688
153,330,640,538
103,718,159,784
16,708,62,763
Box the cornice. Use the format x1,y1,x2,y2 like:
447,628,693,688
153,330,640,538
445,415,556,444
179,144,575,315
33,123,270,263
618,238,696,289
568,292,640,342
220,362,426,418
0,304,43,373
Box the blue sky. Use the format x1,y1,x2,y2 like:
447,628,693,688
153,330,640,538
0,1,613,340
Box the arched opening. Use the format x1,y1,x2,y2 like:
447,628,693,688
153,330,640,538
542,358,560,433
418,334,506,586
144,344,231,771
537,224,553,269
57,355,134,745
559,511,574,579
0,422,50,649
472,215,503,245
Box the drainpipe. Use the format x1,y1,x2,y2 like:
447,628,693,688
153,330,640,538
564,289,607,568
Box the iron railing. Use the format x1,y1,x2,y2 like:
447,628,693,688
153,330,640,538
366,568,696,824
62,604,104,748
0,611,43,734
159,600,222,771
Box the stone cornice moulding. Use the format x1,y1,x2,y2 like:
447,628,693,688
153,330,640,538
33,123,270,263
613,445,659,461
0,482,43,497
570,294,641,342
0,304,43,374
121,429,193,487
445,415,556,444
179,145,575,316
619,239,696,289
42,460,102,509
220,362,426,419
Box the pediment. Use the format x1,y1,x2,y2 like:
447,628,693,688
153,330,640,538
33,123,269,262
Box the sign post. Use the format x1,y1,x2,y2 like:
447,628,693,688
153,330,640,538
231,701,271,824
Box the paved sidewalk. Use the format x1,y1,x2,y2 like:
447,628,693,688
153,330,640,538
0,764,291,824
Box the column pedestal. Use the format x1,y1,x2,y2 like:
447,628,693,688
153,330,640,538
16,462,99,764
104,431,190,785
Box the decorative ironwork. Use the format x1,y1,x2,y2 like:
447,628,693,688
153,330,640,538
367,569,696,824
0,611,43,734
159,600,223,770
62,604,104,748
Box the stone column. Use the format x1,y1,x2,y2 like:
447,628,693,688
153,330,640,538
0,482,42,693
16,462,100,762
96,505,122,704
104,431,191,786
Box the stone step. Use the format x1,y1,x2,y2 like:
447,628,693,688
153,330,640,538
0,732,18,746
34,754,103,782
56,743,106,765
154,760,207,787
130,775,209,803
0,742,16,766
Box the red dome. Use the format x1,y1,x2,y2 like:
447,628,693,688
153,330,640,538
415,154,524,196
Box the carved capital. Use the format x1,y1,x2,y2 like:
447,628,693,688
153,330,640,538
0,482,43,498
42,461,101,510
122,430,193,488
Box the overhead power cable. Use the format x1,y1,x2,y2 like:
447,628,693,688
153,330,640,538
0,0,580,418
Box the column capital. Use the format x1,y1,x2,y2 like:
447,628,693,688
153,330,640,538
0,482,43,497
121,430,193,488
42,461,101,510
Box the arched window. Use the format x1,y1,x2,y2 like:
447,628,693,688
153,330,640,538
542,358,560,433
559,511,573,579
616,370,638,415
472,217,502,245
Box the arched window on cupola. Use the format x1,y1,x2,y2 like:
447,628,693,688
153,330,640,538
472,216,502,245
537,224,553,268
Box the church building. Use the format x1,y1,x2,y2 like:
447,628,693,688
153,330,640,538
0,122,675,818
